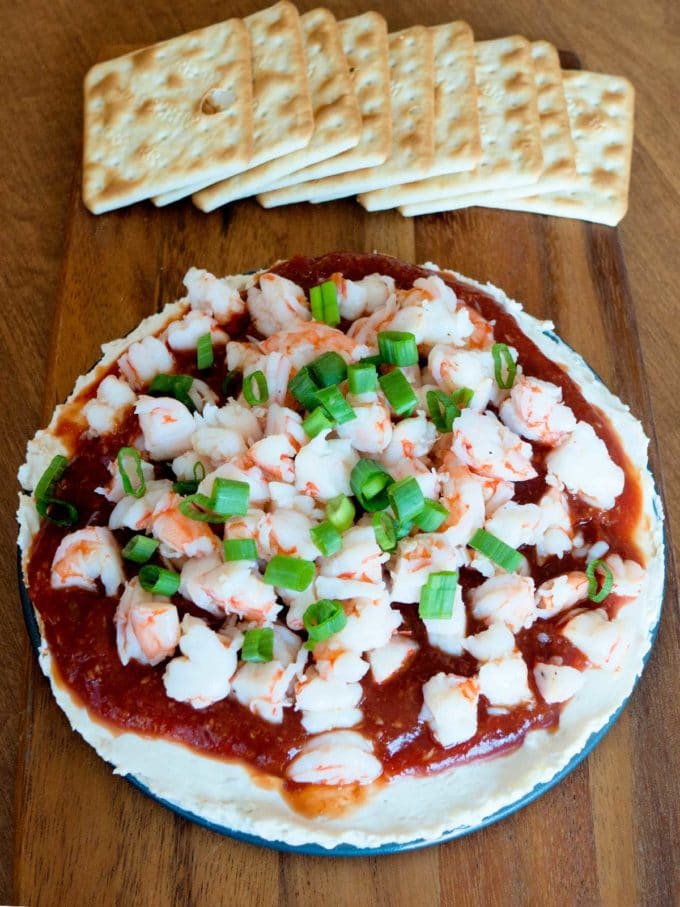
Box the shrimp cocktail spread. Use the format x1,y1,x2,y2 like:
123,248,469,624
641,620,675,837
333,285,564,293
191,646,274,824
18,253,663,849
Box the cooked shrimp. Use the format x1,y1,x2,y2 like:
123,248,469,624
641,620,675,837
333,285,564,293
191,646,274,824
313,643,369,683
470,574,536,632
83,375,137,436
163,614,240,709
108,479,172,532
286,731,383,786
451,409,537,482
535,572,589,619
462,622,515,661
180,557,281,622
499,376,577,446
191,400,263,467
227,507,319,560
165,310,228,352
246,434,296,482
336,392,393,454
295,667,363,734
330,595,402,652
428,345,499,411
381,413,437,465
387,457,440,500
546,421,624,510
268,483,324,520
604,554,645,600
423,584,467,655
135,395,195,461
459,304,494,350
247,272,310,336
534,479,574,560
265,403,307,450
319,523,387,585
231,624,307,724
561,608,631,671
95,454,155,503
330,271,396,319
187,377,218,414
51,526,125,597
533,663,585,703
478,651,533,707
437,462,485,547
183,266,247,324
478,475,515,517
419,672,479,748
151,490,219,559
115,577,180,666
346,298,398,347
367,635,419,684
390,533,466,604
484,500,543,549
294,431,359,501
260,321,367,369
118,336,174,390
198,459,269,507
388,276,474,348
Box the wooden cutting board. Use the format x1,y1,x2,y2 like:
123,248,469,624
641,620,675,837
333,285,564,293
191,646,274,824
13,100,676,905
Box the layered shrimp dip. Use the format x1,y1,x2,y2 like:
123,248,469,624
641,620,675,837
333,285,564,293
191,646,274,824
18,253,663,848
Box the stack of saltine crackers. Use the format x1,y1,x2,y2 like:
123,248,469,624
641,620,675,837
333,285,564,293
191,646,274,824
82,2,635,226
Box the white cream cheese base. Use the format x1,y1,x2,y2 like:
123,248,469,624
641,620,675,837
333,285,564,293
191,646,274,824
18,263,665,850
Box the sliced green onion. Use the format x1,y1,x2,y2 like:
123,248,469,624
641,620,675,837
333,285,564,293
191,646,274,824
372,511,396,552
492,343,517,389
348,362,377,394
451,387,474,408
310,280,340,326
34,455,78,526
263,555,315,591
387,476,424,523
310,521,342,556
117,447,146,498
196,332,214,370
360,354,383,367
426,389,460,432
302,407,334,438
350,459,393,511
148,373,195,411
172,479,198,495
223,538,258,561
378,331,418,367
586,558,614,603
379,369,418,416
316,385,356,424
414,498,449,532
309,351,347,388
418,571,459,620
325,494,355,532
138,564,180,596
469,528,522,572
211,478,249,516
222,370,240,397
288,367,321,411
393,517,414,540
243,370,269,406
303,599,347,649
178,493,226,523
194,461,206,481
241,627,274,663
121,535,159,564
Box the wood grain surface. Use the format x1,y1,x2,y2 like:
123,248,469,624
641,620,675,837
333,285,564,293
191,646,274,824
2,2,679,905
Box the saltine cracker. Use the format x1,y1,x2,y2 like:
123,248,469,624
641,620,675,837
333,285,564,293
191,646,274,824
154,1,314,207
358,20,481,211
82,18,253,214
382,36,544,212
258,11,391,205
192,7,361,212
475,70,635,225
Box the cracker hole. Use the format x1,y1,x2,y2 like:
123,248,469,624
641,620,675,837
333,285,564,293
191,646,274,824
200,87,235,115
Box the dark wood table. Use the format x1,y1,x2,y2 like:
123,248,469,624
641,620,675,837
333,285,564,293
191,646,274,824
2,2,679,904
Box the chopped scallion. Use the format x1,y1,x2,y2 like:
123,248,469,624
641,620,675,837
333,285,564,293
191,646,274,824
148,373,195,412
418,571,459,619
469,528,522,572
34,455,78,526
372,511,396,552
302,407,334,438
350,459,393,511
288,367,321,411
310,280,340,326
241,627,274,663
387,476,424,523
310,521,343,557
379,368,418,416
492,343,517,389
263,555,315,591
210,478,249,516
223,538,259,561
243,370,269,406
222,370,240,397
121,535,159,564
139,564,180,596
117,447,146,499
414,498,449,532
348,362,377,394
325,494,355,532
196,332,214,370
309,351,347,388
178,493,226,523
303,599,347,649
586,558,614,603
426,389,460,432
316,385,356,424
378,331,419,367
